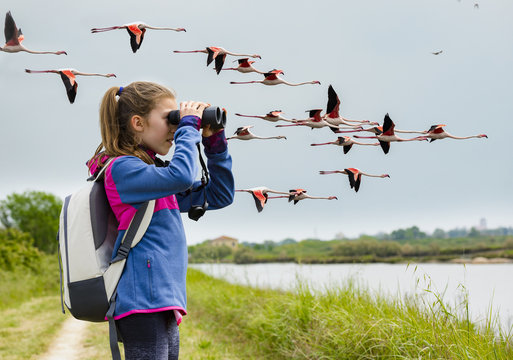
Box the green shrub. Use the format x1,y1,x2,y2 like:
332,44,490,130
0,229,43,272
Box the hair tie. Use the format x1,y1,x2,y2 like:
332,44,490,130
116,86,124,96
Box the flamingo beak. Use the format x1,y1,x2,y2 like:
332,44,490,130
384,174,390,178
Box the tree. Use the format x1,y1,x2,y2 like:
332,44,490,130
432,228,446,239
0,191,62,253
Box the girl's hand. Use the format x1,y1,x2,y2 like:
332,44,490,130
180,101,210,119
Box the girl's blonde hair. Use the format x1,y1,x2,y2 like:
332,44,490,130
89,81,176,171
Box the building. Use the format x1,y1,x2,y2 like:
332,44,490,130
210,235,238,249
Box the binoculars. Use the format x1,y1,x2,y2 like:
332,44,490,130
167,106,227,131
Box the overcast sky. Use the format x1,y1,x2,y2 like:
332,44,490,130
1,0,512,244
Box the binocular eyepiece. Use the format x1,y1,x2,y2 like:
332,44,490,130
167,106,227,131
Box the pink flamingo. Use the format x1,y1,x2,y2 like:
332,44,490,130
230,69,321,86
219,58,265,74
25,68,116,104
424,124,488,142
235,110,295,123
324,85,377,132
91,22,185,53
174,47,261,74
276,109,341,130
228,125,287,140
319,168,390,193
1,11,67,55
268,189,337,204
310,136,380,154
354,113,428,154
236,187,292,212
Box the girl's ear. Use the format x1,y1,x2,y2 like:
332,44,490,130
130,115,145,133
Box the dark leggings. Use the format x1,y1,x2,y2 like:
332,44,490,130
116,311,179,360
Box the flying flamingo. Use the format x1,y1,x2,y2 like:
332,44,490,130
353,113,428,154
25,69,116,104
275,109,341,130
268,189,337,204
424,124,488,142
236,187,292,212
230,69,321,86
323,85,377,132
228,125,287,140
319,169,390,193
235,110,295,123
219,58,265,74
173,47,261,74
91,22,186,53
0,11,67,55
310,136,380,154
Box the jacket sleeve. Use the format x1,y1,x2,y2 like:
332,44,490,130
108,125,201,204
176,130,234,212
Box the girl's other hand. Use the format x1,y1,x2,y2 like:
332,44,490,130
180,101,210,119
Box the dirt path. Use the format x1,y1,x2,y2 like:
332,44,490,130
38,317,89,360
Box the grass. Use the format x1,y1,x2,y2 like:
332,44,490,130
3,251,513,359
185,268,513,359
0,296,66,360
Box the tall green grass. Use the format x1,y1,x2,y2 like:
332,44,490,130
186,268,513,359
0,253,60,310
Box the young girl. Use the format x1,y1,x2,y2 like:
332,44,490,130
87,81,234,360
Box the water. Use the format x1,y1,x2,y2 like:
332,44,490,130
190,262,513,331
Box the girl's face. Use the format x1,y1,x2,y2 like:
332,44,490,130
139,97,178,155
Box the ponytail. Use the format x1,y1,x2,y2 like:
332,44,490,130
89,82,176,173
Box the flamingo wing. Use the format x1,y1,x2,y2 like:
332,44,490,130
214,53,226,74
343,144,353,154
379,140,390,154
355,173,362,192
127,25,145,53
238,58,250,66
308,109,323,121
4,11,20,46
382,113,395,135
344,168,358,189
250,190,268,213
326,85,340,118
59,70,77,104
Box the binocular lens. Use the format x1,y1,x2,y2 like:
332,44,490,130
167,106,226,131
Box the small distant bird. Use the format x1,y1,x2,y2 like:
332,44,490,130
235,110,295,123
1,11,67,55
424,124,488,142
219,58,265,74
432,50,443,55
353,113,428,154
228,125,287,140
474,3,479,9
91,22,186,53
324,85,377,131
274,189,338,204
310,136,380,154
230,69,321,86
276,109,340,130
236,187,291,212
174,47,261,74
319,169,390,193
25,69,116,104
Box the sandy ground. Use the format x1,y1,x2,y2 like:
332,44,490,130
38,317,88,360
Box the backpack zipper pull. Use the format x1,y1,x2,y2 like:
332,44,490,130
147,259,151,268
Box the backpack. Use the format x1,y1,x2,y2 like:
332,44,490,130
58,158,155,360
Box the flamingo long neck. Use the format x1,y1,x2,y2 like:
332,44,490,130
282,81,315,86
267,195,288,199
74,72,109,77
394,129,426,134
24,49,61,55
447,134,480,140
360,172,381,178
144,26,180,30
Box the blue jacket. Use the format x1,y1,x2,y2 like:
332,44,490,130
91,117,234,322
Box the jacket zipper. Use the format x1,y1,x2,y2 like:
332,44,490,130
147,259,153,301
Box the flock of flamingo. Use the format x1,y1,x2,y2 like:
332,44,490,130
1,10,488,214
